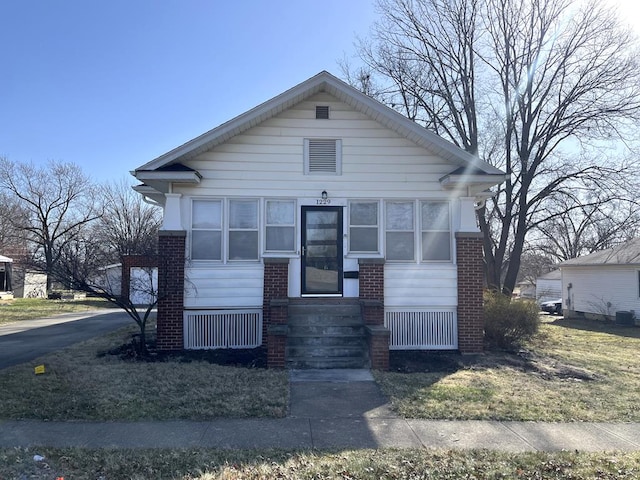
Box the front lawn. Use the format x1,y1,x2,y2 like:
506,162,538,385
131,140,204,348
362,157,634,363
2,447,639,480
0,322,288,420
0,297,114,325
374,316,640,422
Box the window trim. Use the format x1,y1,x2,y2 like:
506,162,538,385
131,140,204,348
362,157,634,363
227,198,260,262
348,200,380,254
264,199,297,253
304,138,342,175
420,200,452,262
189,198,261,263
190,198,223,262
384,200,416,262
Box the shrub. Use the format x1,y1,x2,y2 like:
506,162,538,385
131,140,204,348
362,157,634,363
484,290,540,350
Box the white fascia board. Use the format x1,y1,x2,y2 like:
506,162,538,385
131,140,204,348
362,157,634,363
0,255,13,263
134,170,202,184
439,173,508,189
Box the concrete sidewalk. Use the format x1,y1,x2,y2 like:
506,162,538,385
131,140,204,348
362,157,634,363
0,369,639,451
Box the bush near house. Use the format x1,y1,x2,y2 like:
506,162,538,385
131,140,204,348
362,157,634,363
484,291,540,349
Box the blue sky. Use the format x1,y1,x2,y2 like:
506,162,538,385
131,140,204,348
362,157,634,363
1,0,378,183
2,1,637,184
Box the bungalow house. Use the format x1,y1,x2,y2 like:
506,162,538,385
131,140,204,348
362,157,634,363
132,71,506,369
560,239,640,323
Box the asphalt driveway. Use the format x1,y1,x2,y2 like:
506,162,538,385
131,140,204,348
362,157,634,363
0,310,133,370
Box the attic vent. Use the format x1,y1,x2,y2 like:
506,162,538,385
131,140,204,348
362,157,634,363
315,105,330,119
304,139,342,175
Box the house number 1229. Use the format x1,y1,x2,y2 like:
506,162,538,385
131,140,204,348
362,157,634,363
316,198,331,205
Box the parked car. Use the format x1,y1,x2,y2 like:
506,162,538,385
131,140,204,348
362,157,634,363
541,299,562,315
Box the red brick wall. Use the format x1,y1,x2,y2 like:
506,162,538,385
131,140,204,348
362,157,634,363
263,259,289,368
120,255,158,300
456,232,484,353
358,258,384,301
156,231,186,351
367,326,390,370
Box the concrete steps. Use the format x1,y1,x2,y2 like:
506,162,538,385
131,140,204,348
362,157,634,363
286,300,369,369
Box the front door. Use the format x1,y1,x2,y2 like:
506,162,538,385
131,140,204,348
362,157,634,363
301,206,343,295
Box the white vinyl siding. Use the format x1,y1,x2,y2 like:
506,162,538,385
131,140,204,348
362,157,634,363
304,138,342,174
185,265,263,308
265,200,296,252
385,201,415,261
349,201,379,253
562,266,640,317
421,201,451,261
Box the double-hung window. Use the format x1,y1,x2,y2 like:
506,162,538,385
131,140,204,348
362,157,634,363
349,201,379,253
228,199,259,260
421,201,451,261
265,200,296,252
385,201,415,261
191,199,259,261
191,199,222,260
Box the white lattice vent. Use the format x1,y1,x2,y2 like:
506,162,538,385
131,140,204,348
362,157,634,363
184,310,262,349
385,309,457,350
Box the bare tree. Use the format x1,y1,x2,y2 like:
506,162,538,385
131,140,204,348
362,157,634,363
532,195,640,262
0,158,101,290
350,0,640,294
96,179,161,262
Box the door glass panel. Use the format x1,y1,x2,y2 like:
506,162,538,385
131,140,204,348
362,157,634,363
303,208,342,294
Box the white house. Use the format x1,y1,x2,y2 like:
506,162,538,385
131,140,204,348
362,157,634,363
536,269,562,304
560,239,640,323
132,71,506,369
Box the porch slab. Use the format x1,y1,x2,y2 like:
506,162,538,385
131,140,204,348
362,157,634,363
290,368,373,382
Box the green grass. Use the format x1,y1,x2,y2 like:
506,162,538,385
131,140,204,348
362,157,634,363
2,447,639,479
0,322,289,420
374,316,640,422
0,297,114,324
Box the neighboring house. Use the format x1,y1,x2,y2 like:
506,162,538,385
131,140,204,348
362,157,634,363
132,71,506,369
96,257,158,306
513,280,536,299
0,254,13,299
536,269,562,304
560,239,640,322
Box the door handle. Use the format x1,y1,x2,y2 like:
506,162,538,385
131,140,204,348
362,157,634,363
301,246,306,256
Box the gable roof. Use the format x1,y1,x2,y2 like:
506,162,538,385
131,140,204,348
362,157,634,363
560,239,640,267
133,71,505,178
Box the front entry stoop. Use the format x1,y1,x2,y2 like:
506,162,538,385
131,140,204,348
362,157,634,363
285,299,369,369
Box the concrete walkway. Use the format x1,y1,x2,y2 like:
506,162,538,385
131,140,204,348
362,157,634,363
1,369,639,451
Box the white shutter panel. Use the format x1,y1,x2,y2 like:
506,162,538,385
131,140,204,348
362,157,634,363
305,139,341,174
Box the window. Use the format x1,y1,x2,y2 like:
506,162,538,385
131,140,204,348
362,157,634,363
385,201,415,261
265,200,296,252
191,199,222,260
304,138,342,174
191,199,259,261
421,201,451,261
228,199,259,260
349,201,379,253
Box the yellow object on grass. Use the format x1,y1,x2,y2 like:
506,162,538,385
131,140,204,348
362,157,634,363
34,364,45,375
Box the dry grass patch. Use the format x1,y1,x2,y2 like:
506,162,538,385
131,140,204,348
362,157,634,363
2,447,639,479
374,316,640,422
0,323,288,420
0,297,114,325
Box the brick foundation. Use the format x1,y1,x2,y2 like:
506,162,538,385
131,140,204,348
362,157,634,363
358,258,389,370
156,231,186,351
456,232,484,353
263,258,289,368
367,326,390,370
